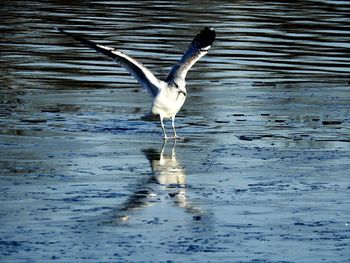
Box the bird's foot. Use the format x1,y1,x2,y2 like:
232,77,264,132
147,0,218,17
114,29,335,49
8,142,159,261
172,135,185,140
162,135,184,140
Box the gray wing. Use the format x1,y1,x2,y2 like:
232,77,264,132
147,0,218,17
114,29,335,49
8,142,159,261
165,27,216,83
55,27,162,97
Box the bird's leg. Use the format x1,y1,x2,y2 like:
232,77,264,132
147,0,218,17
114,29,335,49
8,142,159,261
160,116,168,140
171,115,179,139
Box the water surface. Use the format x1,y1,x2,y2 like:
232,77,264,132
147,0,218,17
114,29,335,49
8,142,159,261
1,0,350,262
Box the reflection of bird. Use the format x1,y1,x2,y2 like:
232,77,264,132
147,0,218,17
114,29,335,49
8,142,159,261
143,141,185,187
112,140,203,223
55,26,216,139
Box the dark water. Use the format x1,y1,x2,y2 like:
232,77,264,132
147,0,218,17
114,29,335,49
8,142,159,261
1,0,350,262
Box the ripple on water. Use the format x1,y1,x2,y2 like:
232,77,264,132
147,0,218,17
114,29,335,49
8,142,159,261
1,1,350,262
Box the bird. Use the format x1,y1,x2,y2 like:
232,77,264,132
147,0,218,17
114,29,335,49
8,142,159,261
55,26,216,139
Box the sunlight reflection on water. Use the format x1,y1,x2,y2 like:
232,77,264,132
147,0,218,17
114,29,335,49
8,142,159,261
1,0,350,262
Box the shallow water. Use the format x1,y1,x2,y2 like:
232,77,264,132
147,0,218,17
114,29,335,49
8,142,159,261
1,0,350,262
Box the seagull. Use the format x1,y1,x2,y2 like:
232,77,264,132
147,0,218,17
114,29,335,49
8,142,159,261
55,26,216,139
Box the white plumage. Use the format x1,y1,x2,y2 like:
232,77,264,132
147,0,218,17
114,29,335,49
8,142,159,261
56,26,216,139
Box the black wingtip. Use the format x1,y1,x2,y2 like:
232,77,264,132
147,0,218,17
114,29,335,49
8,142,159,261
54,26,76,41
54,26,79,41
54,26,66,35
53,26,100,53
193,26,216,48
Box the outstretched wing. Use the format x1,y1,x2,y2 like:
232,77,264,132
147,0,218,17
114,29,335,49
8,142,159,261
55,27,163,97
165,27,216,83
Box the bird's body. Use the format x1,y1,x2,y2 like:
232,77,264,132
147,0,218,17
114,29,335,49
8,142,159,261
151,82,186,118
56,26,215,139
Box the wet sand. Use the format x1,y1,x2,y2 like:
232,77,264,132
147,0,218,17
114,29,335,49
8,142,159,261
1,0,350,262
